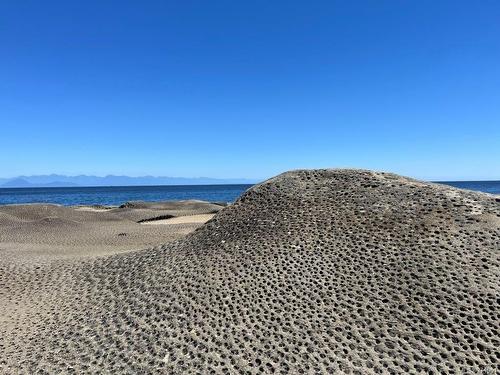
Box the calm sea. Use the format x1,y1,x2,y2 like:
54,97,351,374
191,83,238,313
435,181,500,195
0,181,498,206
0,185,253,206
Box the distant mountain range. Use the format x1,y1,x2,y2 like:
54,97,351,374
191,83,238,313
0,175,257,188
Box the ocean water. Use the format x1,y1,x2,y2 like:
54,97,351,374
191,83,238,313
435,181,500,195
0,185,253,206
0,181,498,206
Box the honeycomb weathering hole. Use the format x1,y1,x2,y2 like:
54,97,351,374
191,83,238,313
0,169,499,374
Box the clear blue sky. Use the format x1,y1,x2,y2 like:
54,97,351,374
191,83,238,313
1,1,499,181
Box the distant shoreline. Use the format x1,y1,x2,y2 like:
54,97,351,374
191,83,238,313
0,175,258,188
0,183,255,189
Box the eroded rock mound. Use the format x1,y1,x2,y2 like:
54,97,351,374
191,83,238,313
0,169,498,374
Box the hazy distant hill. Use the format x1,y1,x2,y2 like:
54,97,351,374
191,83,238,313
2,178,84,188
1,178,34,188
0,175,256,188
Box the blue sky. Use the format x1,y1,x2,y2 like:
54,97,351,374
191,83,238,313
1,1,499,181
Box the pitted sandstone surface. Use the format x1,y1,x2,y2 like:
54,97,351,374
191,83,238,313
0,169,499,374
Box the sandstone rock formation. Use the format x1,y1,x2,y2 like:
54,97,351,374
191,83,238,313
1,169,498,374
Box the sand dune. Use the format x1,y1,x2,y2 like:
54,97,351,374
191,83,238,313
0,170,498,373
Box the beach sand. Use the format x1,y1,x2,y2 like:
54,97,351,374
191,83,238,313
141,213,215,225
0,200,221,262
0,170,498,373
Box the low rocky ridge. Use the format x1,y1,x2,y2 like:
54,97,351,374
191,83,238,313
0,169,498,374
111,200,224,223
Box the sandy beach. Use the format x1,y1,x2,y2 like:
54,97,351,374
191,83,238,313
0,170,499,373
0,200,222,262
